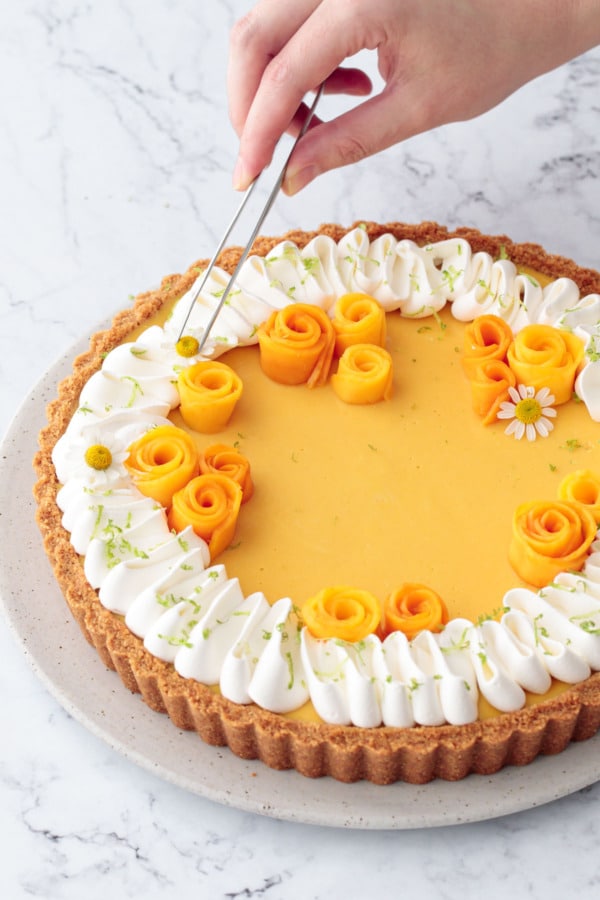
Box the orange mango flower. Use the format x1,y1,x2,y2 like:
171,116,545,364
301,586,381,642
257,303,335,387
331,292,387,357
199,443,254,503
381,583,449,640
125,425,199,508
468,358,517,424
462,315,513,380
506,324,584,405
558,469,600,524
331,343,393,404
168,473,243,560
178,360,243,433
509,499,597,588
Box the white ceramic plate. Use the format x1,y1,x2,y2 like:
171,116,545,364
1,335,599,830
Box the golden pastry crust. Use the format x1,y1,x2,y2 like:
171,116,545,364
33,222,600,785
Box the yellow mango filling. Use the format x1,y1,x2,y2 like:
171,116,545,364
204,306,596,612
122,266,600,724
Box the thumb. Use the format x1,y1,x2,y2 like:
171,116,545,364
283,85,423,194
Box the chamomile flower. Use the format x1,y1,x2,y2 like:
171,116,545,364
160,325,213,370
63,428,129,486
175,333,202,358
172,325,228,362
497,385,557,441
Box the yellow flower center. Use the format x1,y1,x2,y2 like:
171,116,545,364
176,335,200,358
85,444,113,470
514,397,543,425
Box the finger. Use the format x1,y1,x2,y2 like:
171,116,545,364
247,68,371,142
228,0,322,136
277,66,373,140
231,64,372,189
322,66,372,99
233,3,370,189
282,84,426,194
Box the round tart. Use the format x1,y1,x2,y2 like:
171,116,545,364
34,221,600,784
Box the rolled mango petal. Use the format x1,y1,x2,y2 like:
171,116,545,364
509,499,597,588
125,424,199,508
506,324,584,405
331,343,393,404
468,359,517,424
462,315,513,380
167,473,243,560
382,583,449,640
558,469,600,524
199,442,254,503
332,292,387,357
301,586,381,642
257,303,335,387
177,360,243,433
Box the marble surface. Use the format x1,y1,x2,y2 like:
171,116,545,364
1,1,600,896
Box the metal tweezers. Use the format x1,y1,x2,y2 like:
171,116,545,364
176,84,325,349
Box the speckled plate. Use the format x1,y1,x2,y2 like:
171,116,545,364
1,336,599,830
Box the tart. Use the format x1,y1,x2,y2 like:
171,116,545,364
34,221,600,785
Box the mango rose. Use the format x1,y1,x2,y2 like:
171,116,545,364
301,586,381,642
168,473,243,560
257,302,335,387
506,324,584,405
462,315,513,380
467,358,517,424
199,442,254,503
509,499,597,588
558,470,600,524
124,424,199,508
331,292,387,357
331,343,393,404
381,583,449,640
177,360,243,433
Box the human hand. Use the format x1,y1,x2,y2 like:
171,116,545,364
228,0,600,194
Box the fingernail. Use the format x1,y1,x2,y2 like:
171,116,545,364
232,157,252,191
283,165,319,196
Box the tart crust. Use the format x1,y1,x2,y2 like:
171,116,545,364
33,221,600,784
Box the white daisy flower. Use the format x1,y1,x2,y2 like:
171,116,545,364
496,385,557,441
62,428,130,486
159,325,220,371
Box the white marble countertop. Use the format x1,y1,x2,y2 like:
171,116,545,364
2,2,600,897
